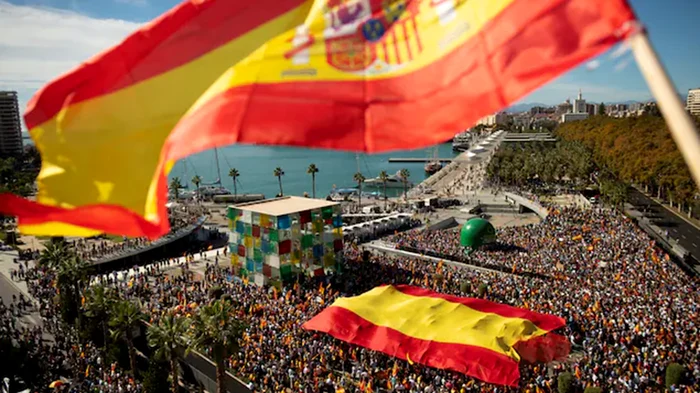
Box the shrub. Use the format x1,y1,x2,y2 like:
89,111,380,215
665,363,685,389
477,283,488,297
208,285,223,300
583,387,602,393
557,372,574,393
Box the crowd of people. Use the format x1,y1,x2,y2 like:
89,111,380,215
3,203,699,393
2,265,144,393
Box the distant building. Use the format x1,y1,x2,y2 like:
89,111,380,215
561,113,589,123
573,90,587,114
585,103,599,116
687,88,700,116
477,112,510,126
530,106,555,115
0,91,23,157
555,99,573,117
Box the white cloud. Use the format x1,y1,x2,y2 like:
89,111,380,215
609,42,630,59
585,60,600,71
614,56,633,72
0,1,140,102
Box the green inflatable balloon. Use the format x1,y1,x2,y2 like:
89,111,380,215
460,218,496,250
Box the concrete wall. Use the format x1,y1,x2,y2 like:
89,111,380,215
426,217,459,231
503,193,549,219
180,349,252,393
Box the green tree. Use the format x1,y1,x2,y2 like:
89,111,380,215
110,299,146,376
0,157,35,196
169,177,182,201
38,240,71,268
398,169,410,201
84,284,115,349
227,168,239,198
665,363,685,390
147,313,190,393
378,170,390,209
273,167,285,196
353,172,365,209
189,299,246,393
307,164,319,198
191,175,201,199
598,102,606,116
583,388,602,393
557,372,574,393
57,255,88,326
600,177,627,208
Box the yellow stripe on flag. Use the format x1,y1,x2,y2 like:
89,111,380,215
332,285,548,361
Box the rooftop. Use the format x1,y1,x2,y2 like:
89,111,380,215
232,196,339,216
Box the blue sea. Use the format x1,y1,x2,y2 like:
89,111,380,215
168,143,457,198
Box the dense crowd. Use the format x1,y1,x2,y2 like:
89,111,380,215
4,204,699,393
1,265,143,393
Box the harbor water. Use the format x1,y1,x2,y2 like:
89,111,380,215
169,143,458,199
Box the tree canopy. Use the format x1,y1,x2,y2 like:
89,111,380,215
556,115,698,209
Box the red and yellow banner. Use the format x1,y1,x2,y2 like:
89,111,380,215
0,0,636,238
303,285,567,386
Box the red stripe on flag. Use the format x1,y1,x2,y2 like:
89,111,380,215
25,0,309,129
303,306,521,387
168,0,635,158
391,29,402,63
402,21,413,60
0,193,167,238
392,285,566,332
411,17,422,52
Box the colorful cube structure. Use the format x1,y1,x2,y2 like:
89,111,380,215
228,196,343,283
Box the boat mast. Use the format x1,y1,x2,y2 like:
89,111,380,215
214,147,222,185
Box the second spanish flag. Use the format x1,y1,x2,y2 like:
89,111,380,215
303,285,567,386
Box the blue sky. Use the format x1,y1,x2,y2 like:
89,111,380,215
1,0,699,112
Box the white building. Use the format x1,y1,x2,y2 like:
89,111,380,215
561,113,589,123
573,89,587,114
687,88,700,116
477,112,510,126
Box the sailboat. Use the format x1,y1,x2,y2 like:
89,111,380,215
424,146,442,175
197,148,230,197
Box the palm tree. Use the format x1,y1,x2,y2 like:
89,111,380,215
353,172,366,209
39,240,70,268
57,255,88,325
378,171,390,209
399,169,410,201
191,175,201,199
147,312,190,393
169,177,182,201
306,164,319,198
273,167,285,196
84,284,115,349
228,168,240,198
109,299,146,376
189,299,246,393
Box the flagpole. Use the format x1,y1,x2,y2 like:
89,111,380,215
629,31,700,189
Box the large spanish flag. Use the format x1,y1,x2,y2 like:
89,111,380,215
303,285,567,386
0,0,637,238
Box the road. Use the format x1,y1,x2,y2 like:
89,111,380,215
0,274,43,328
627,188,700,265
